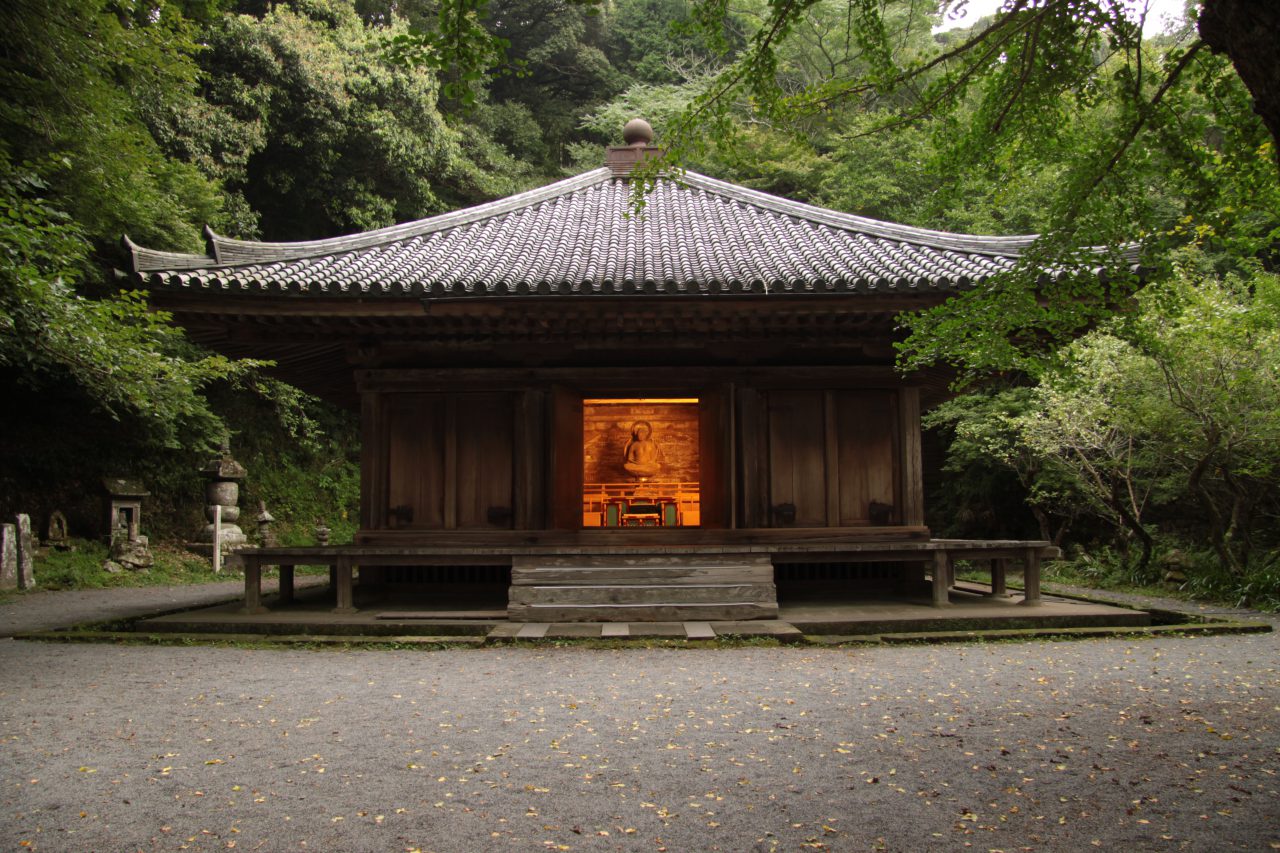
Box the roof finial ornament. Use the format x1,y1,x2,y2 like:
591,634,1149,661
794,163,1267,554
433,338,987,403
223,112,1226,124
608,119,659,175
623,118,654,147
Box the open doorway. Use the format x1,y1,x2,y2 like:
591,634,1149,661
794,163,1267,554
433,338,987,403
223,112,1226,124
581,398,701,527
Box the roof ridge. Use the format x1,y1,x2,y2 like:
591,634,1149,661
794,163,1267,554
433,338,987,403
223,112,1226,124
122,235,223,273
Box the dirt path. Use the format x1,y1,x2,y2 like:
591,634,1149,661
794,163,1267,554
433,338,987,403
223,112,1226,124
0,586,1275,851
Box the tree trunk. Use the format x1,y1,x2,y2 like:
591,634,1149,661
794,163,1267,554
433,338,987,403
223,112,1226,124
1199,0,1280,167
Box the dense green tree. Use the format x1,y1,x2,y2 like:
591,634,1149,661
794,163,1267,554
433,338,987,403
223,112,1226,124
933,254,1280,598
0,0,234,253
194,0,531,240
0,0,263,457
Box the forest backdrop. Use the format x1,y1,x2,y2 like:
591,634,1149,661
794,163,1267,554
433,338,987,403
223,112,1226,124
1,0,1277,604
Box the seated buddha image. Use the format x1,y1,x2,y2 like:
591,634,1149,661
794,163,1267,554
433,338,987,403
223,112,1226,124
622,421,662,480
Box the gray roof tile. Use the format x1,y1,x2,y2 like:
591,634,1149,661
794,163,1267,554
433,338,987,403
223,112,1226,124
126,168,1134,298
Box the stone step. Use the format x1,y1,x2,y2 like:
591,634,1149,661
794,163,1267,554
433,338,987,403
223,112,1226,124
509,583,775,606
508,601,777,623
508,553,778,622
511,554,773,586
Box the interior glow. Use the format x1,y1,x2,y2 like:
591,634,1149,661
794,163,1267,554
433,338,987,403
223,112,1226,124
582,397,700,528
583,398,700,404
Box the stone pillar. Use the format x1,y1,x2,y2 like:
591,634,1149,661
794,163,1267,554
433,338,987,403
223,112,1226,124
15,514,35,589
0,524,16,590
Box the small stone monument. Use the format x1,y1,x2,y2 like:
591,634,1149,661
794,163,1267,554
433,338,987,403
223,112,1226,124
104,478,148,544
256,500,278,548
195,439,249,556
314,518,331,546
45,510,70,549
14,513,35,589
103,478,153,572
0,524,16,590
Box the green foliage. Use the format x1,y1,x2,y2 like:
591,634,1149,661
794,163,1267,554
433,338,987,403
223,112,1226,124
924,387,1081,543
0,0,233,252
198,0,527,240
936,253,1280,604
34,540,226,591
0,159,264,449
210,382,362,545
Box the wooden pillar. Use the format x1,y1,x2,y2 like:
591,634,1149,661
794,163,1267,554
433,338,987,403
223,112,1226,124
989,558,1009,597
359,389,387,530
333,556,357,613
1021,547,1042,605
278,565,295,605
931,550,952,607
443,395,458,529
898,388,925,527
515,389,547,530
241,556,267,614
736,387,764,529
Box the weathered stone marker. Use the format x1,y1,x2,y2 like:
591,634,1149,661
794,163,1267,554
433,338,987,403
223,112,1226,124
15,513,35,589
256,500,278,548
45,510,69,548
200,441,248,553
103,479,154,572
0,524,16,590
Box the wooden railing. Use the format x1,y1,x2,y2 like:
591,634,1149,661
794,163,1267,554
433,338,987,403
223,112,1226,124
582,481,700,527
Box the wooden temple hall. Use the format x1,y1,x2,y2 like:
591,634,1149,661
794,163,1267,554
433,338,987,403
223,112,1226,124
125,120,1101,628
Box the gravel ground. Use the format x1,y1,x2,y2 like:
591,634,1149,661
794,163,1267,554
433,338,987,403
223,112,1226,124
0,586,1276,852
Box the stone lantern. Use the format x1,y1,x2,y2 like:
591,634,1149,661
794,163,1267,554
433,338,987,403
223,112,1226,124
199,440,248,553
102,478,153,572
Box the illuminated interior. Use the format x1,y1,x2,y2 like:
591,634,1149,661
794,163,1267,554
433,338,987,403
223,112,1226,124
582,398,700,528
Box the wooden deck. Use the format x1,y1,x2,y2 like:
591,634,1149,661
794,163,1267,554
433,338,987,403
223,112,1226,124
235,535,1056,620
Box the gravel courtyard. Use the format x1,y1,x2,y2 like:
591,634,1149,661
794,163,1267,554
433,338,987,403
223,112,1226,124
1,594,1277,852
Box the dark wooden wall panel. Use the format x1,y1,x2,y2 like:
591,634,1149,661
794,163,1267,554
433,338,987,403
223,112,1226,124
767,391,828,526
456,393,515,528
834,391,896,524
386,394,446,528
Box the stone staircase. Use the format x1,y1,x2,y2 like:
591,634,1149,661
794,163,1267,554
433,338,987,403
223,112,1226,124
508,553,778,622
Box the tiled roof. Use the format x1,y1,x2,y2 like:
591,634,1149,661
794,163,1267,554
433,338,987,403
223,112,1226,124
126,168,1133,298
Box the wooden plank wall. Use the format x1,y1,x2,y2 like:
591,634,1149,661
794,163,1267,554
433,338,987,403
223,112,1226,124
455,393,514,528
362,369,925,534
763,389,900,527
386,394,446,528
382,392,516,530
